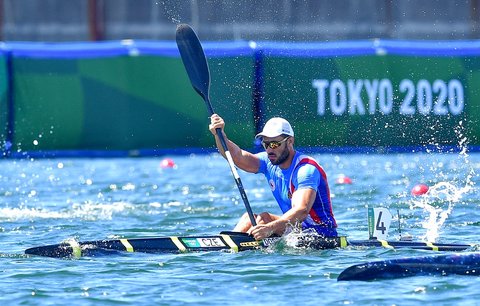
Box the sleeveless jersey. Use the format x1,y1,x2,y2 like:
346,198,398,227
255,151,338,237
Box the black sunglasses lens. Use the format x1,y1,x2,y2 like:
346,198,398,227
262,139,285,149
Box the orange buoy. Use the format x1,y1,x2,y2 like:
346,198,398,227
411,184,429,196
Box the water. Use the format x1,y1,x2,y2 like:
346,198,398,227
1,152,480,305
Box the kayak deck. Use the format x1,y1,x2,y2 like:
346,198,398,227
24,231,473,258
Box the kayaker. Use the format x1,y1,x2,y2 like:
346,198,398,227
209,114,337,240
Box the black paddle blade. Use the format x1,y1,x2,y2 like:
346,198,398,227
175,25,256,226
176,24,212,111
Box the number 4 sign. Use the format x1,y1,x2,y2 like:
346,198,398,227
368,207,393,240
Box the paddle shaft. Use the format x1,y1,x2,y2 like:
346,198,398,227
176,24,256,226
208,101,257,226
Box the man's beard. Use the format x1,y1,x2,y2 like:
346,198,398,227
270,146,290,165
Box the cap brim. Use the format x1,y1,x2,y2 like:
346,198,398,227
255,132,283,139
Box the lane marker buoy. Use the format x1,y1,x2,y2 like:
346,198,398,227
411,183,429,196
335,175,352,185
160,158,176,169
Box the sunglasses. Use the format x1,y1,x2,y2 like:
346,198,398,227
261,137,290,150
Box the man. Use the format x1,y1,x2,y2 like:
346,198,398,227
209,114,337,240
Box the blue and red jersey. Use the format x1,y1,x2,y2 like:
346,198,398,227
255,151,338,237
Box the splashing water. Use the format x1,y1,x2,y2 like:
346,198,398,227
410,120,476,242
412,123,474,241
261,226,326,254
158,1,183,24
410,181,472,242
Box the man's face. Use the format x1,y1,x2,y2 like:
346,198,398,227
262,136,290,165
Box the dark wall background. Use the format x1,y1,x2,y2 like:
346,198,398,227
1,0,480,42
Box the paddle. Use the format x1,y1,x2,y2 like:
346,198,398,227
175,24,257,226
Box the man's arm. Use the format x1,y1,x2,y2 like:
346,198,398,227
209,114,260,173
250,188,316,240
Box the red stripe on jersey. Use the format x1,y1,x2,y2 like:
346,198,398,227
290,157,336,227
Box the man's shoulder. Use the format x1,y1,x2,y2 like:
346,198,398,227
255,151,268,158
254,151,271,174
294,153,320,166
296,162,319,175
294,154,324,176
255,151,269,163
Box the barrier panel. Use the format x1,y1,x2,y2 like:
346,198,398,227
3,40,480,156
6,41,255,155
0,48,7,150
258,40,480,149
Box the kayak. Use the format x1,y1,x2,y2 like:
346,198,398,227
338,252,480,281
25,231,473,258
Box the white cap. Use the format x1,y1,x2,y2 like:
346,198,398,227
255,117,294,139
